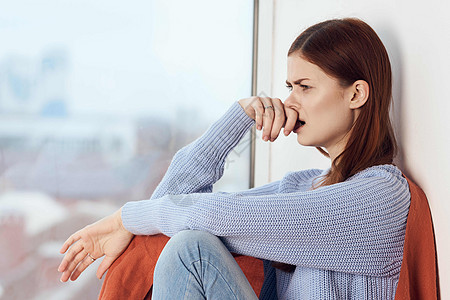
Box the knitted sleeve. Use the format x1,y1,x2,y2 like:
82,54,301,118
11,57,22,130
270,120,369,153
149,102,256,199
122,165,410,277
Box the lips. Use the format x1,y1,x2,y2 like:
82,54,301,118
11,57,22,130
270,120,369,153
293,119,306,132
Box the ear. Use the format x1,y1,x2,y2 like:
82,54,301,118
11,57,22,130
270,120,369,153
348,80,369,109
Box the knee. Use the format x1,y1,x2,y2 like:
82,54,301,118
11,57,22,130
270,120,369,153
175,229,218,241
163,230,220,256
155,230,220,275
170,230,219,247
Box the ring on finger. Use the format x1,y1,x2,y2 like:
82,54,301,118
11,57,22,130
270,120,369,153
264,105,274,109
87,253,96,262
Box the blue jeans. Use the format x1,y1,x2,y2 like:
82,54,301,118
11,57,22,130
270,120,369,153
153,230,258,300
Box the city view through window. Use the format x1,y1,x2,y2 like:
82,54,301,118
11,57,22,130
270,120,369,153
0,1,253,298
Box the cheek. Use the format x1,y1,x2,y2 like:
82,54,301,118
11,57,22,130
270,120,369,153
310,95,352,129
324,106,353,132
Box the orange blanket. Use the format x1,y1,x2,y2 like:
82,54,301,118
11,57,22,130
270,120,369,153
99,175,439,299
395,176,440,299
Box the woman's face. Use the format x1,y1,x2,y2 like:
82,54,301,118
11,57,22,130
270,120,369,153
285,55,357,160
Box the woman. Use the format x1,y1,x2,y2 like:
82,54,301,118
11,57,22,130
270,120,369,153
58,18,410,299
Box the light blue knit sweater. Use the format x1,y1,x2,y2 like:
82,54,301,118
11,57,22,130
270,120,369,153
122,102,411,300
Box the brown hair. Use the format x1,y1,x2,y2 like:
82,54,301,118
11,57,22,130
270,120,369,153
288,18,397,188
273,18,397,273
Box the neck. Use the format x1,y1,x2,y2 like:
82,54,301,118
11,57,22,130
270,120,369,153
326,147,342,165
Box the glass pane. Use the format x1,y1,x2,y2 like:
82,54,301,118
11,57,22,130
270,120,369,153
0,1,253,299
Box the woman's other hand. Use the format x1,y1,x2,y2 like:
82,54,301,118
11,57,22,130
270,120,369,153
58,208,134,282
238,96,298,141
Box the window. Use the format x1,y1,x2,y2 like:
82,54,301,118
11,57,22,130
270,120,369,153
0,1,253,298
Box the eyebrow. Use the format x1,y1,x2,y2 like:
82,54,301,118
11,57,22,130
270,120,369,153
285,78,310,85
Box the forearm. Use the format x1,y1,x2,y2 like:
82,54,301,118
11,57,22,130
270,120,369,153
150,102,254,199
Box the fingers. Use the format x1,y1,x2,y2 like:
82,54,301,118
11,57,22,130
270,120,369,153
70,253,96,281
260,97,274,141
58,210,131,282
259,97,285,142
251,99,264,131
96,256,116,280
284,106,298,136
239,96,292,141
59,232,82,254
270,98,286,140
58,232,98,282
58,239,83,273
60,246,87,282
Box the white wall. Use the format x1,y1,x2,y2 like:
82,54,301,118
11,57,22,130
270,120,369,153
255,0,449,297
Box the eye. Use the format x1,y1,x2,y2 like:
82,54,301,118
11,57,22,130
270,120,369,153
285,85,293,92
300,84,311,90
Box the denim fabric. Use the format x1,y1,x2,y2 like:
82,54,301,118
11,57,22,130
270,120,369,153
153,230,258,300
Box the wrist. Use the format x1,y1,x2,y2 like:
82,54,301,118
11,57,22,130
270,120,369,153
115,207,129,233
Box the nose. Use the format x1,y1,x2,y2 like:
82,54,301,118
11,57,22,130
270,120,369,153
284,93,296,108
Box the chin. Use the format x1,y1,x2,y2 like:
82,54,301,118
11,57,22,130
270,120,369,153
296,136,321,148
296,136,311,147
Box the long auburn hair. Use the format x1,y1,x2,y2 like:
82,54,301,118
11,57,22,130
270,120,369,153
289,18,397,188
273,18,397,273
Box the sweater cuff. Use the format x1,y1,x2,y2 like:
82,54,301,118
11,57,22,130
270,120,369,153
199,102,255,159
122,200,160,235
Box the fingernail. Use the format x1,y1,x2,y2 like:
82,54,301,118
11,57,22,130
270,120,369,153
263,136,268,141
257,125,262,130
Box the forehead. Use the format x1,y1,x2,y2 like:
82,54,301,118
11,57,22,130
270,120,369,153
286,55,334,83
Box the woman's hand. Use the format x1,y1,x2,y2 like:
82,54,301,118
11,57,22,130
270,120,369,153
58,208,134,282
238,96,298,142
